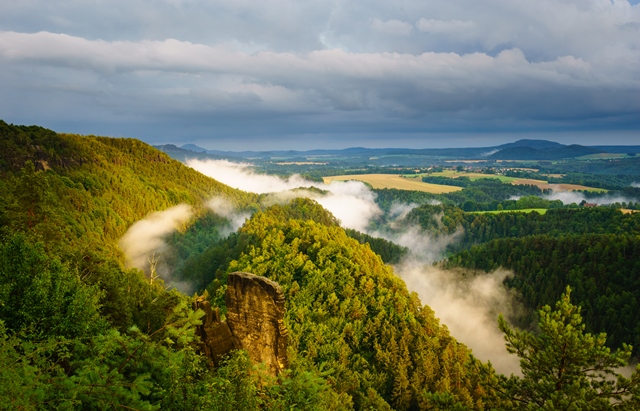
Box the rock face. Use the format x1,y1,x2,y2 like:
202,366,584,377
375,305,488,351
193,272,288,375
192,298,236,365
226,272,288,376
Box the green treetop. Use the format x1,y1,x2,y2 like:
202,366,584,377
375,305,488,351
496,286,640,410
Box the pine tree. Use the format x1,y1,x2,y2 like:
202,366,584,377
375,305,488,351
496,286,640,410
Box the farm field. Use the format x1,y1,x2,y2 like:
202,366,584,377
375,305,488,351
428,170,521,183
467,208,549,215
425,171,606,192
621,209,639,214
512,179,607,192
323,174,463,193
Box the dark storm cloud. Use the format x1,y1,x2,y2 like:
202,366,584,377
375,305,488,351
0,0,638,149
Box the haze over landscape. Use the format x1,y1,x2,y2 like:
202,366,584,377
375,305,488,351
1,0,639,149
2,1,640,409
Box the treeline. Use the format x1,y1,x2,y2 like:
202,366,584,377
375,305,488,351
503,158,640,190
542,157,640,189
440,179,546,209
446,234,640,355
401,204,640,253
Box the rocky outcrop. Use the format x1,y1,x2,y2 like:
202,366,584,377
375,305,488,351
193,272,288,375
192,297,237,365
225,272,288,376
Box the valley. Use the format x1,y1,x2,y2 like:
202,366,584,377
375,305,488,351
1,120,640,410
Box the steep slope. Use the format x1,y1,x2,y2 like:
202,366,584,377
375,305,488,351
195,198,495,410
0,119,258,331
0,120,257,256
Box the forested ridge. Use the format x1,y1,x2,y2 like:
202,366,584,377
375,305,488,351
2,120,640,409
404,205,640,251
0,122,494,410
0,120,257,255
397,201,640,353
184,198,496,410
447,234,640,354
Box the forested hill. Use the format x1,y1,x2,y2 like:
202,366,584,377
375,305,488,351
0,120,257,257
184,198,495,410
0,122,497,409
2,121,640,409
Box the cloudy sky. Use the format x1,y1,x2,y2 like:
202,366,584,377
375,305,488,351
1,0,639,150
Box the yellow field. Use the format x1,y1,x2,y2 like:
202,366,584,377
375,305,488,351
429,170,520,183
322,174,463,193
512,179,607,192
430,171,606,192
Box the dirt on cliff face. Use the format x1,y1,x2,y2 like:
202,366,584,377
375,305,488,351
193,272,288,375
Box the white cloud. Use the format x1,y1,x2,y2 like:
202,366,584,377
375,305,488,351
371,18,413,36
119,204,193,270
0,0,638,145
415,18,475,34
2,30,635,124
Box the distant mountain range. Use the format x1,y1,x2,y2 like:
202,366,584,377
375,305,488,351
155,139,640,161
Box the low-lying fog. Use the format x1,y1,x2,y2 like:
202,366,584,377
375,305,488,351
121,159,635,375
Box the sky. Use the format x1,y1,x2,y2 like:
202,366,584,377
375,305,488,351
1,0,639,150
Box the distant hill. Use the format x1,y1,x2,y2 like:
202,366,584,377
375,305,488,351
181,143,208,152
154,143,236,162
494,139,565,150
156,139,632,161
487,144,603,160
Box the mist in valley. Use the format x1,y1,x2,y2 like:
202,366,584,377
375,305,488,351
543,190,639,207
119,158,525,374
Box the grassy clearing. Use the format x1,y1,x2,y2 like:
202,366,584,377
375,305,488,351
553,184,608,193
428,170,521,183
468,208,548,215
322,174,463,193
512,179,608,193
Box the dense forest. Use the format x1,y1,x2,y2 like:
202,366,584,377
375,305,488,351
2,120,640,410
398,202,640,355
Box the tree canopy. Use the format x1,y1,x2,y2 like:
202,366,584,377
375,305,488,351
495,287,640,410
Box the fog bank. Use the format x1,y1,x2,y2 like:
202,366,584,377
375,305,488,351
543,191,638,206
119,204,193,292
396,262,522,375
186,158,522,373
188,159,381,231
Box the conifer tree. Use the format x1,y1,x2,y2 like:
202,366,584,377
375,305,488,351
496,286,640,410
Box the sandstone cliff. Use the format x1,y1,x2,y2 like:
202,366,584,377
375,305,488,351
193,271,288,375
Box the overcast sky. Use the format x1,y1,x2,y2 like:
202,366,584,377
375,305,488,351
1,0,639,150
